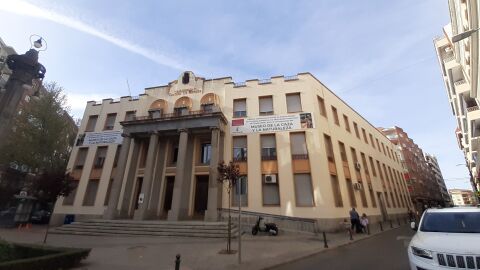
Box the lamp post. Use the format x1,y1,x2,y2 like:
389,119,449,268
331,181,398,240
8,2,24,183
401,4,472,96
451,28,480,43
0,35,46,143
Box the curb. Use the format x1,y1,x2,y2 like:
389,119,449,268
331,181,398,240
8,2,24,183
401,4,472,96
261,225,404,270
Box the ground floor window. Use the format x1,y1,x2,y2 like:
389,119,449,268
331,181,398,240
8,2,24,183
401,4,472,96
294,174,314,206
232,176,248,207
83,179,100,206
331,174,343,207
262,174,280,206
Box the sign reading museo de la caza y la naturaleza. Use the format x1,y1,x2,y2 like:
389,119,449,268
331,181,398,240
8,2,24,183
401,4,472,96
83,130,123,145
230,113,314,134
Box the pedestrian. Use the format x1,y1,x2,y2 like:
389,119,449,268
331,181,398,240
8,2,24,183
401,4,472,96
360,213,369,233
349,208,361,233
407,208,414,222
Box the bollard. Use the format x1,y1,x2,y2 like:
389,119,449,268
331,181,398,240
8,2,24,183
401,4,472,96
322,232,328,248
367,224,370,235
379,221,383,231
397,218,400,226
348,228,353,241
389,220,393,228
175,254,181,270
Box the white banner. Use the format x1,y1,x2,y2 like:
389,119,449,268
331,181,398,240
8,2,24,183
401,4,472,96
230,113,314,134
83,130,123,145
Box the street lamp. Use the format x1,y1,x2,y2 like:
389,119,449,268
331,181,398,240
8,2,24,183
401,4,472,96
451,27,479,43
30,34,47,51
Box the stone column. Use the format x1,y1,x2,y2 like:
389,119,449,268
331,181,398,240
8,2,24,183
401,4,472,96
103,135,132,219
205,127,221,221
119,138,141,218
147,139,167,218
168,129,194,221
134,133,159,220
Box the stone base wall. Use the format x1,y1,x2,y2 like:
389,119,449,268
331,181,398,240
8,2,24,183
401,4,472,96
49,213,102,227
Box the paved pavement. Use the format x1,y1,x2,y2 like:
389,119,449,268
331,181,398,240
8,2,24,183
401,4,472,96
0,221,410,270
270,226,415,270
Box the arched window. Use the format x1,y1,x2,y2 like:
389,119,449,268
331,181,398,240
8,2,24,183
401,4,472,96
149,99,168,118
200,93,220,112
174,96,192,116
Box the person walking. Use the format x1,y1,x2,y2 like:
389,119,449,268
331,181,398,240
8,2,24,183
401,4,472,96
360,213,369,233
349,208,361,233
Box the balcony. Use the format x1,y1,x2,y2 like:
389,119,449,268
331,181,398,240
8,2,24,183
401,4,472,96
454,79,469,94
467,105,480,122
126,106,223,122
443,54,459,70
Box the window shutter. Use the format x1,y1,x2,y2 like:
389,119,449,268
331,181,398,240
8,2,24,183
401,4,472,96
234,99,246,112
233,137,247,148
290,133,307,155
259,96,273,113
261,135,276,148
286,93,302,112
294,174,314,206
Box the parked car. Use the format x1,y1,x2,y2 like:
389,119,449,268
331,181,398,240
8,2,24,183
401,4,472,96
408,207,480,270
0,207,16,217
30,210,51,224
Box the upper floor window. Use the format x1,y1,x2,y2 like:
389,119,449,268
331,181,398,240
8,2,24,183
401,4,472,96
286,93,302,113
104,113,117,130
85,115,98,132
261,134,277,160
233,99,247,118
174,107,189,116
124,111,136,121
74,148,88,169
343,115,350,132
324,134,335,162
93,146,108,168
259,96,274,116
361,128,368,144
332,106,339,125
201,143,212,164
338,141,348,162
318,96,327,117
290,132,308,159
233,136,247,161
201,103,214,112
353,122,360,139
369,134,375,149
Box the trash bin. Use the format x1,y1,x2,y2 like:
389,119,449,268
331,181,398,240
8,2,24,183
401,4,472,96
64,214,75,224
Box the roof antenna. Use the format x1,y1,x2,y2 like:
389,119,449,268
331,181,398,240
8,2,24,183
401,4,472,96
126,79,132,96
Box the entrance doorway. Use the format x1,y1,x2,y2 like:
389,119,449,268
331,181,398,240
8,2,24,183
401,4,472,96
193,175,209,218
377,192,388,221
162,176,175,218
133,177,144,211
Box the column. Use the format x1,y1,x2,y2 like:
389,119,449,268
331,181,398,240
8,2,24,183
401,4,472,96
205,127,221,221
134,133,159,220
103,135,132,219
147,139,168,218
168,129,194,221
119,138,141,217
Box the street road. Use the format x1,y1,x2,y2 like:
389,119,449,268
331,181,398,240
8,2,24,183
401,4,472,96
271,226,415,270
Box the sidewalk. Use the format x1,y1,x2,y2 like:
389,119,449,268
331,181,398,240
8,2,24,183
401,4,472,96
0,220,408,270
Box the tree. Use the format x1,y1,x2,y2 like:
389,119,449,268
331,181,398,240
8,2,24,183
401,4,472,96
0,81,77,204
217,161,240,253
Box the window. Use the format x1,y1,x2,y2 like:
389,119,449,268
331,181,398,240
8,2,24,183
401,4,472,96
172,146,179,164
262,174,280,205
294,174,314,206
318,96,327,117
174,107,189,116
369,134,375,149
338,141,347,162
361,128,368,144
343,115,350,132
290,132,308,159
93,147,108,168
104,178,114,205
346,179,356,207
233,176,248,207
233,99,247,118
332,106,339,125
331,175,343,207
261,134,277,160
113,145,121,167
323,135,335,162
353,122,360,139
124,111,136,121
381,143,386,155
74,148,88,169
201,103,214,112
201,143,212,164
376,139,381,152
63,181,78,205
83,179,99,206
361,153,369,175
369,189,377,208
104,113,116,130
149,109,162,119
286,93,302,113
259,96,274,115
233,136,247,161
369,156,377,177
85,115,98,132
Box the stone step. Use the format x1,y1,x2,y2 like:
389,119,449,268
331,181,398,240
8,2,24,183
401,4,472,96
68,222,231,230
51,229,237,238
55,225,236,235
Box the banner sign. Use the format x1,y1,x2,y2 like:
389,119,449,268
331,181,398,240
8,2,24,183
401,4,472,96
231,113,314,134
83,130,123,145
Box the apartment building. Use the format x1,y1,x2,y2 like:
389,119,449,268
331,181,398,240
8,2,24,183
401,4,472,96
434,0,480,195
51,71,412,231
425,154,451,205
380,127,446,209
449,188,477,205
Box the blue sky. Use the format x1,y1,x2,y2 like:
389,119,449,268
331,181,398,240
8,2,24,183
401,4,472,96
0,0,472,189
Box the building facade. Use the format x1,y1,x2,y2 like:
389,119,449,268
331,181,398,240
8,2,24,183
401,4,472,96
52,72,412,231
425,154,451,205
380,127,446,209
434,0,480,196
449,188,478,205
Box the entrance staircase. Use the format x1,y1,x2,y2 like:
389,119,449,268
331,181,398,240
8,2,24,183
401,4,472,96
51,219,237,238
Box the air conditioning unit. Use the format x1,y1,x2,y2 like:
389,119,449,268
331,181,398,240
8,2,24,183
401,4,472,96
264,174,277,184
353,182,363,190
355,162,361,171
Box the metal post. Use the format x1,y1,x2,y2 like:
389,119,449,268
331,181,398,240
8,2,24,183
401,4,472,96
42,222,50,244
175,254,181,270
348,228,353,241
238,180,242,265
367,224,370,235
379,221,383,231
322,232,328,248
389,219,393,228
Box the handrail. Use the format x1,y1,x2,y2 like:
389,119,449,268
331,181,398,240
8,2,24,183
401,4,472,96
125,107,223,122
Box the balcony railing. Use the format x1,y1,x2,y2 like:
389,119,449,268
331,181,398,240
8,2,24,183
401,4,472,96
467,106,479,112
126,107,222,122
259,79,271,84
284,75,298,81
443,54,455,63
454,79,467,86
234,82,246,87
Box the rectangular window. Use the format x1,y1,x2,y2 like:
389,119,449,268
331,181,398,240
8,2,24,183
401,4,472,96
63,181,79,205
324,134,335,162
104,113,117,130
294,174,314,206
361,128,368,144
353,122,360,139
369,156,377,177
149,109,163,119
124,111,136,121
85,115,98,132
384,191,391,208
93,146,108,168
369,189,377,207
331,175,343,207
201,103,214,112
261,134,277,160
286,93,302,113
376,138,381,152
338,141,347,162
291,132,308,159
262,174,280,205
346,179,356,207
369,134,375,149
83,179,99,206
381,143,386,155
172,146,179,164
332,106,339,125
104,178,114,205
343,115,350,132
201,143,212,164
233,99,247,118
233,176,248,207
233,136,247,161
259,96,274,115
318,96,327,117
74,148,88,169
113,145,121,167
361,153,369,175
